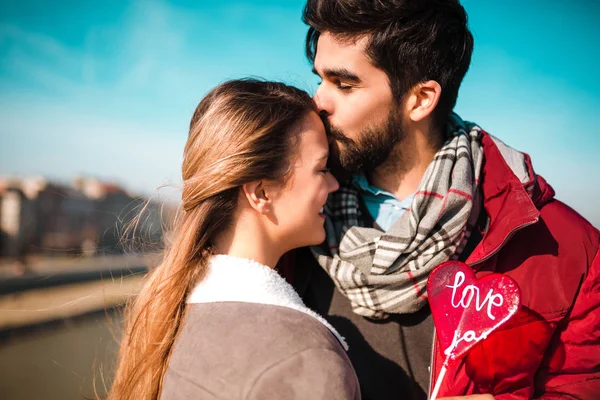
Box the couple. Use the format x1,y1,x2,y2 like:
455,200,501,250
110,1,600,399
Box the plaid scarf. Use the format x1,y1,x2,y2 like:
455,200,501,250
312,114,484,320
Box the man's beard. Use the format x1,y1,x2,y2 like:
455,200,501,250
325,109,404,173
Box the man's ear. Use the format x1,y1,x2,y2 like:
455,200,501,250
241,180,272,215
405,80,442,122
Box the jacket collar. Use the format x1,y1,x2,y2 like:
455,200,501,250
466,132,553,266
188,254,348,350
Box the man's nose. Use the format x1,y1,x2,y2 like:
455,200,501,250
314,85,332,116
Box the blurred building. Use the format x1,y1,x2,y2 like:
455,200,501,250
0,177,174,260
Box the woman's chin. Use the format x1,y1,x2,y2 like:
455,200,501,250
306,228,326,247
289,226,326,249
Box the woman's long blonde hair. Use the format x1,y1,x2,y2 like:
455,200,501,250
109,79,315,400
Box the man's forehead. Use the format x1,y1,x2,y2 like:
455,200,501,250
327,31,370,47
314,32,370,69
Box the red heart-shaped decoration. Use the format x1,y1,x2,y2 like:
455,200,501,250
427,261,521,360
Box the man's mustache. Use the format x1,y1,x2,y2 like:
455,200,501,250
319,113,352,145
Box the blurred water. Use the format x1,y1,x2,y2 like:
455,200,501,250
0,311,122,400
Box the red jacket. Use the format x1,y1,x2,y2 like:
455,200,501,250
431,132,600,398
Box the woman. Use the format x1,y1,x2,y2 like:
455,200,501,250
109,79,360,400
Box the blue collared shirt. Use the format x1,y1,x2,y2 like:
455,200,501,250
353,172,414,231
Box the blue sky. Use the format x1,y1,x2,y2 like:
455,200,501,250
1,0,599,226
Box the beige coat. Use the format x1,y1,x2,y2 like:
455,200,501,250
160,255,360,400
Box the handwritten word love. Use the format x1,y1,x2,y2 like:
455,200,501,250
446,271,504,321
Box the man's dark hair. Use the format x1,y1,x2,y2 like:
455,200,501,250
303,0,474,131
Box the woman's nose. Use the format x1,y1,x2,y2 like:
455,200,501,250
328,173,339,193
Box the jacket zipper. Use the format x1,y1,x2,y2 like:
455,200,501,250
427,215,539,398
469,216,539,267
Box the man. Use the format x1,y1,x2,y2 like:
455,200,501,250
283,0,600,399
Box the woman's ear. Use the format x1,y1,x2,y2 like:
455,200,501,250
405,80,442,122
241,180,272,215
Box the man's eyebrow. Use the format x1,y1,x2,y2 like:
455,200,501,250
312,67,361,83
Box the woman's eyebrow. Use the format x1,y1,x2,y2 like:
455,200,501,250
316,153,329,162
